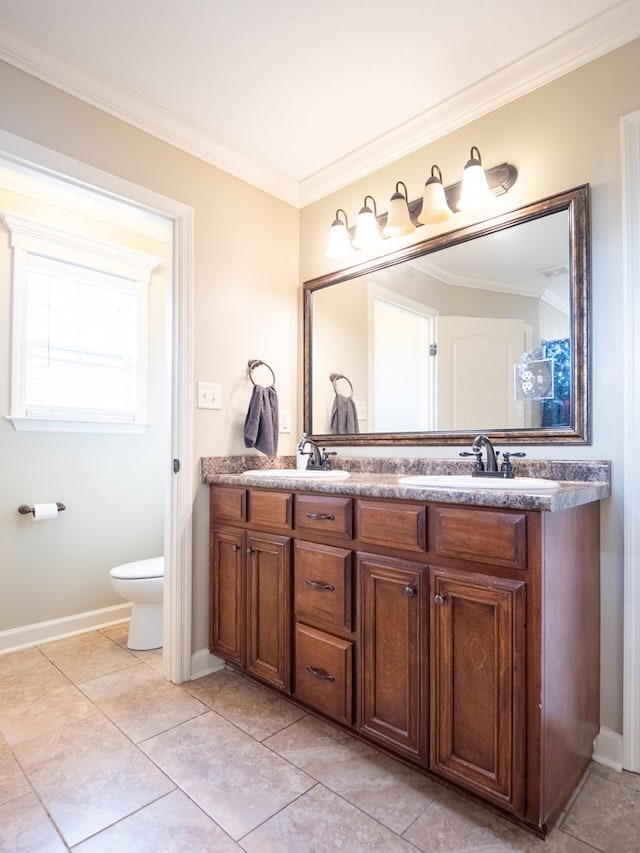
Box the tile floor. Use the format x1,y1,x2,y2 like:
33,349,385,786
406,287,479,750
1,626,639,852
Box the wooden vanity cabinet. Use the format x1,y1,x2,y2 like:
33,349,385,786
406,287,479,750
209,484,601,836
209,487,292,692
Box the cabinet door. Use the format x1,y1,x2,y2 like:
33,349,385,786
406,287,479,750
246,532,292,691
210,526,245,668
430,567,526,814
358,553,428,764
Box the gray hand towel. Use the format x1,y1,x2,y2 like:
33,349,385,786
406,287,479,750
244,385,279,458
330,393,359,434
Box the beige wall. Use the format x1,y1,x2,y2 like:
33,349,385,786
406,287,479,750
0,61,300,652
300,39,640,734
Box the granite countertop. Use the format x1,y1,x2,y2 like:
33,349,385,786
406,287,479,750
201,456,611,512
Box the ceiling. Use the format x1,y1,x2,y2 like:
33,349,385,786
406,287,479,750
0,0,638,206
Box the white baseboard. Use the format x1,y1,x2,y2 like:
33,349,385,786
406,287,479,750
0,603,132,654
593,726,623,771
191,647,225,680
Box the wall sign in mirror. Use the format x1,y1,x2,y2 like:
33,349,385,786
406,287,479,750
304,185,590,446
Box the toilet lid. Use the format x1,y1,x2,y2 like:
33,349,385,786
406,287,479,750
110,557,164,580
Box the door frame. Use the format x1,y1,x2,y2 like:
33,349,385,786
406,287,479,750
0,129,194,683
622,109,640,771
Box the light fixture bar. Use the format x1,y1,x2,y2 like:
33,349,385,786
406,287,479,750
347,162,518,237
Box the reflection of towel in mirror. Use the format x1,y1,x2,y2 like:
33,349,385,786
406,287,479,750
244,385,279,458
330,393,359,434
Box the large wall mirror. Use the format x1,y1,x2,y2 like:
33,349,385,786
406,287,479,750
303,185,590,446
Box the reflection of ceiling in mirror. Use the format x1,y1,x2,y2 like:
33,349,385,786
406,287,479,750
409,212,569,313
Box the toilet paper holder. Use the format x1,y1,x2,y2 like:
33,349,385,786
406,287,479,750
18,502,66,516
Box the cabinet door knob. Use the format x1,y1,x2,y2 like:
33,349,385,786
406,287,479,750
405,585,417,598
246,547,254,555
232,544,239,552
434,593,446,606
306,665,335,682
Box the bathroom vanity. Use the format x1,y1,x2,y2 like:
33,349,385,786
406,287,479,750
204,461,609,836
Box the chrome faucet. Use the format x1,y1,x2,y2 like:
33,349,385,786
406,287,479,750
297,435,336,470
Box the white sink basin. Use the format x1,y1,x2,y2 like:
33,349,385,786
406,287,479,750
242,469,350,480
398,474,561,492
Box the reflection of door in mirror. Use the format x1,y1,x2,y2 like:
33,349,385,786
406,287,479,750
369,286,436,432
435,316,527,430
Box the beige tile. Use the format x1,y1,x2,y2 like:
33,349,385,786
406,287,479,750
99,622,130,646
14,713,175,846
560,769,640,852
0,646,51,683
0,792,67,852
0,734,31,806
185,668,307,739
39,631,139,682
589,760,640,793
141,710,314,839
403,788,542,852
130,645,165,671
266,714,442,834
78,662,207,742
73,789,242,852
242,783,415,851
0,659,98,745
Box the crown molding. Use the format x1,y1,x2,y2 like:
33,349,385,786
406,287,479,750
0,23,300,206
299,0,640,205
0,1,638,210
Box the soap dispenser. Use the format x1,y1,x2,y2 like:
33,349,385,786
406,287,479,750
296,433,308,470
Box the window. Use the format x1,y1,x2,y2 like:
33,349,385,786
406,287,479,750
3,212,161,433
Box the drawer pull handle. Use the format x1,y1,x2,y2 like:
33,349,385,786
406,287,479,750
305,512,335,521
405,585,417,598
306,579,335,592
307,665,335,682
434,593,446,606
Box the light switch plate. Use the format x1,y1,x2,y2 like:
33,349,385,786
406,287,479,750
197,381,221,410
280,408,291,433
355,399,367,420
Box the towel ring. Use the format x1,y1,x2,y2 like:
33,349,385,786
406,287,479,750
330,372,354,397
248,359,276,387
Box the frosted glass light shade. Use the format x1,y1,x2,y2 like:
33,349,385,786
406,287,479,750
383,181,415,237
418,166,453,224
457,146,495,211
325,210,355,258
353,196,383,250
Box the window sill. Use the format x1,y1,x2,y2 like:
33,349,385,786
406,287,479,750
7,416,152,434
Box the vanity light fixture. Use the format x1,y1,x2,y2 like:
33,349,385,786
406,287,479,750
417,165,453,224
325,209,356,259
353,195,384,250
383,181,416,238
324,147,517,258
457,146,495,211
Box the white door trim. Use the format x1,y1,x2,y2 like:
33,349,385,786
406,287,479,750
0,129,195,683
621,109,640,771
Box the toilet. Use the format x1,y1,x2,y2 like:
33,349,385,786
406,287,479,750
109,557,164,650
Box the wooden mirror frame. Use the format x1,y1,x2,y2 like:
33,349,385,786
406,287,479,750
303,185,590,446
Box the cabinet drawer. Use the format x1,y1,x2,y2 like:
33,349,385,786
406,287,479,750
356,500,426,553
294,540,353,632
210,486,246,523
296,495,353,538
429,506,527,570
247,489,293,529
294,624,353,725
